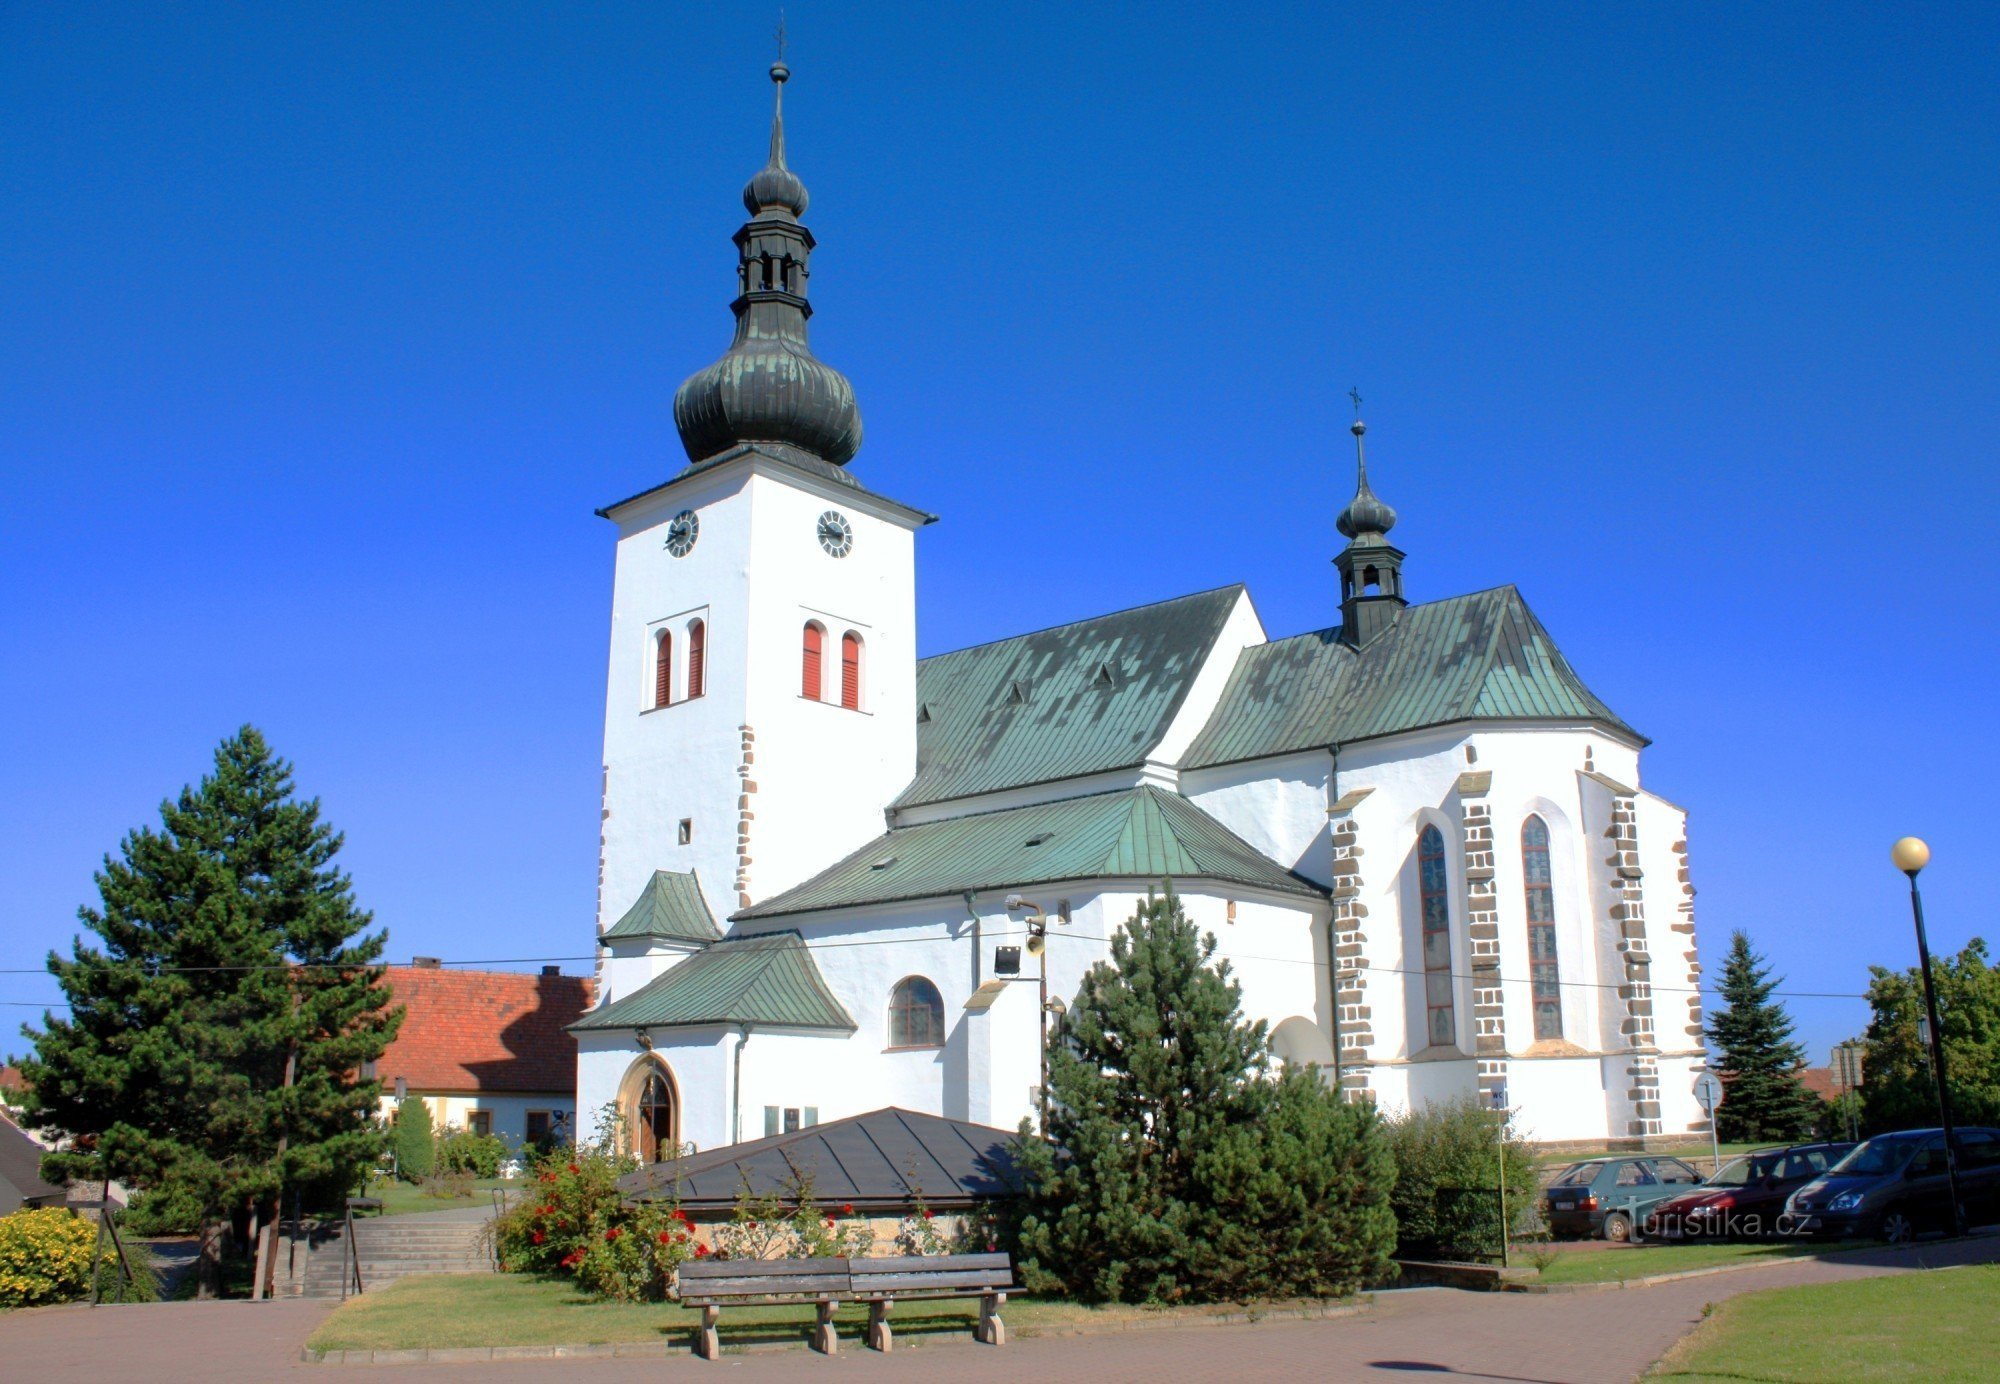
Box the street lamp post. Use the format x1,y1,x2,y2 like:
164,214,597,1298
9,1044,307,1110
1891,836,1965,1235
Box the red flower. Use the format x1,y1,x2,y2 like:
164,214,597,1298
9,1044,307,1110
922,1210,934,1220
694,1244,711,1258
824,1217,835,1227
605,1227,621,1242
747,1220,758,1230
559,1250,584,1269
657,1231,672,1245
840,1204,854,1215
567,1163,580,1174
531,1230,545,1245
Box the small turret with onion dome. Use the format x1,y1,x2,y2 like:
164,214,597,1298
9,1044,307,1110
672,59,863,467
1334,397,1409,647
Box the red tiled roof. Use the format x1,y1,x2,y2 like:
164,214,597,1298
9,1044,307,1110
0,1066,27,1096
378,967,594,1094
1797,1066,1843,1102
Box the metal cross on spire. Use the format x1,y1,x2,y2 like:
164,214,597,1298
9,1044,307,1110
1349,386,1363,417
775,10,788,65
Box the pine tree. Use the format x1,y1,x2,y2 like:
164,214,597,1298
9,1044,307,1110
21,727,402,1293
1706,931,1820,1142
1011,888,1393,1303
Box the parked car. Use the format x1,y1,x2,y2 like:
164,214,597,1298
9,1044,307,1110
1783,1126,2000,1243
1640,1143,1853,1241
1542,1155,1704,1242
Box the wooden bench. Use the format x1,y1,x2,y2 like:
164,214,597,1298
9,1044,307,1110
674,1253,1013,1359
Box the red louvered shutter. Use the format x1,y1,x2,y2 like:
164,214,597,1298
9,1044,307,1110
841,633,861,709
654,632,672,709
801,623,823,700
687,620,706,699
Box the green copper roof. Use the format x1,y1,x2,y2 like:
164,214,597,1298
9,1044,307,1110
1182,585,1638,770
895,586,1245,810
572,932,855,1033
739,785,1325,920
600,870,722,944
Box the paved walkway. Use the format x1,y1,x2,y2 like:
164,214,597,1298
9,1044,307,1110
4,1236,1992,1382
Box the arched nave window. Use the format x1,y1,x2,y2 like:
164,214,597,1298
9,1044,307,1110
801,622,825,701
686,619,706,700
653,630,673,710
1522,815,1563,1041
840,632,863,710
888,975,945,1049
1418,824,1456,1048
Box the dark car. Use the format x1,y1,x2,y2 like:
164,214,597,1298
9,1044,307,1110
1784,1126,2000,1242
1641,1143,1853,1241
1542,1155,1703,1242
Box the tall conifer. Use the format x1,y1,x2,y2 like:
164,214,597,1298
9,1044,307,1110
1705,931,1820,1141
22,727,401,1293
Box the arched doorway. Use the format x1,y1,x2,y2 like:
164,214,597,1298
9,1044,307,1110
618,1055,679,1164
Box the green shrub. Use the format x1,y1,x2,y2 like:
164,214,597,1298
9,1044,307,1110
391,1096,435,1183
437,1127,506,1179
0,1208,133,1308
91,1241,160,1303
1382,1096,1535,1258
120,1185,204,1236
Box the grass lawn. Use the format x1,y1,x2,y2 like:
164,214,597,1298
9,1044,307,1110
305,1272,1352,1354
1529,1239,1842,1286
1650,1262,2000,1381
360,1177,517,1218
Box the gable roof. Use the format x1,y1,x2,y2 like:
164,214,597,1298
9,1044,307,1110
619,1106,1025,1211
738,784,1325,920
378,967,593,1094
571,932,855,1033
895,585,1245,810
0,1114,64,1214
600,870,722,945
1182,585,1637,770
595,441,936,527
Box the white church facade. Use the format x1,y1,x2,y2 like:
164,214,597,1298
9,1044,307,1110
572,61,1707,1155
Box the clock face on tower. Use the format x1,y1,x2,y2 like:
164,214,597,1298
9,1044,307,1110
816,510,854,558
663,510,699,557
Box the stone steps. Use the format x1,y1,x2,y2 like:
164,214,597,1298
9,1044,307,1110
287,1218,497,1298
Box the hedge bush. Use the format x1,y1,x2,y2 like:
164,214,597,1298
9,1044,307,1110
494,1143,696,1301
0,1208,110,1308
1383,1095,1535,1257
437,1128,506,1179
391,1096,435,1182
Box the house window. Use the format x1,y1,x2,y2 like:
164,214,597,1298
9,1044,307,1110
1418,825,1456,1048
686,619,706,699
802,622,825,700
888,976,945,1049
1522,815,1563,1041
763,1106,819,1136
468,1110,492,1137
525,1110,552,1146
653,630,673,709
840,631,863,710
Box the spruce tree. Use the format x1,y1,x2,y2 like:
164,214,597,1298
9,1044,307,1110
1011,888,1393,1303
21,727,402,1293
1705,931,1820,1142
393,1095,435,1181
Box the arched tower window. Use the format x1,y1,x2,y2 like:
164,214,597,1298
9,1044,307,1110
840,632,863,710
1418,824,1456,1048
653,631,673,710
888,976,944,1049
618,1056,678,1164
686,619,706,700
1522,815,1562,1041
801,622,824,701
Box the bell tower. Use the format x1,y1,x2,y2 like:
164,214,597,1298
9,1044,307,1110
594,60,930,949
1334,408,1407,648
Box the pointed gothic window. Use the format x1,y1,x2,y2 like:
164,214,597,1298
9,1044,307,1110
888,976,945,1049
840,632,862,710
1418,824,1456,1048
1522,815,1562,1040
653,630,673,710
686,619,706,700
801,622,824,700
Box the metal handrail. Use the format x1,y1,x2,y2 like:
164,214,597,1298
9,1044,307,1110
341,1196,381,1300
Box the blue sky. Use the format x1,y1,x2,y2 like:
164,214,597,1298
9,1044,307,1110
3,3,1995,1066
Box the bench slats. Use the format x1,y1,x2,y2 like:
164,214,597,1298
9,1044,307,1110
681,1277,851,1299
676,1253,1014,1358
846,1271,1011,1294
679,1257,850,1281
851,1253,1011,1274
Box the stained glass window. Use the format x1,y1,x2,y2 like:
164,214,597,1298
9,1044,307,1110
1418,825,1456,1048
889,976,945,1048
1522,815,1562,1040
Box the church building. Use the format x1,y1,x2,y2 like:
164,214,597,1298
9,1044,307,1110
572,61,1706,1155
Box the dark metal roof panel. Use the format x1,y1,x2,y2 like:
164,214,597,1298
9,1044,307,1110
894,586,1245,809
1182,586,1638,769
738,785,1324,920
619,1107,1025,1210
571,932,854,1032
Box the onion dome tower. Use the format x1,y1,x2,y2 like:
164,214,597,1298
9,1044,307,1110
1334,407,1407,648
672,60,863,466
